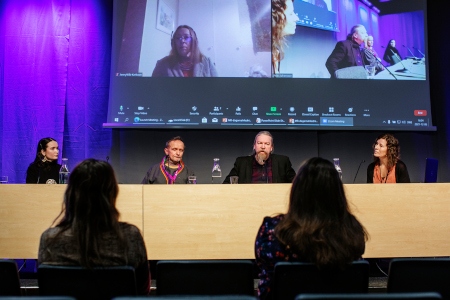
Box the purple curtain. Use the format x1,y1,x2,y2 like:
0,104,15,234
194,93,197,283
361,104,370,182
0,0,112,183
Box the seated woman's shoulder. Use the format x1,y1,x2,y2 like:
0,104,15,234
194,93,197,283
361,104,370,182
262,214,284,226
119,222,141,234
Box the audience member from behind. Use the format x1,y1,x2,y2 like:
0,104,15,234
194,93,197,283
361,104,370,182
255,157,368,299
223,131,296,184
26,137,61,184
142,136,193,184
367,133,410,183
325,24,368,78
38,159,150,295
272,0,299,74
363,35,384,73
383,39,402,66
152,25,217,77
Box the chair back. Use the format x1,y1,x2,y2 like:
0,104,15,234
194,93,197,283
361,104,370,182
156,260,254,296
0,260,21,296
424,158,438,183
334,66,367,79
273,260,370,300
387,258,450,300
0,297,76,300
38,265,137,300
113,297,257,300
296,292,442,300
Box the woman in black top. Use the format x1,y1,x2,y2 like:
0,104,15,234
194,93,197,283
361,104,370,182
383,39,402,66
26,137,61,184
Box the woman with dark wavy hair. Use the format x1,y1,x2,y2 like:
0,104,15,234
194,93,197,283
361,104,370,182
272,0,299,74
26,137,61,184
367,133,410,183
38,159,150,295
255,157,368,299
152,25,217,77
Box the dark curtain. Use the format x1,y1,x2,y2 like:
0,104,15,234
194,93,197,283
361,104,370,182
0,0,112,183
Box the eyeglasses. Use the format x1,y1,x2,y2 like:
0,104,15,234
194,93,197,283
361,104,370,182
174,35,192,42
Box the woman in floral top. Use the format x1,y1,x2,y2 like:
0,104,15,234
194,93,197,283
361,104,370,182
255,157,368,299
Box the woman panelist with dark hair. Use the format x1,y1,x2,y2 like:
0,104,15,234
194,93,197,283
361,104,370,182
152,25,217,77
38,159,150,295
255,157,368,300
26,137,61,184
367,133,410,183
383,39,402,66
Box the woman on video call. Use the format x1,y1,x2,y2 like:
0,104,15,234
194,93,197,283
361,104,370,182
383,39,402,66
367,133,410,183
272,0,299,74
152,25,217,77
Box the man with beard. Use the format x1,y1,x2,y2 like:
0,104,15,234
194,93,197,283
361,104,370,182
223,131,296,184
141,136,193,184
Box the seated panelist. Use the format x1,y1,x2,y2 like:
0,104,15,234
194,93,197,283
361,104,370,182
141,136,193,184
223,131,296,184
26,137,61,184
367,133,410,183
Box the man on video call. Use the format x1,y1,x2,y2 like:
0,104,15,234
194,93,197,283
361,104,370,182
141,136,193,184
325,24,372,78
223,131,296,184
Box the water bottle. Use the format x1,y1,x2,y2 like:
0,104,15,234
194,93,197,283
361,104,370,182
59,158,70,184
211,158,222,183
333,158,343,181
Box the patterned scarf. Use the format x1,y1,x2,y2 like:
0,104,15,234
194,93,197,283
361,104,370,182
159,156,184,184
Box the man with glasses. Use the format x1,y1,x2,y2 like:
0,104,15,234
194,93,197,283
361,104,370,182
152,25,218,77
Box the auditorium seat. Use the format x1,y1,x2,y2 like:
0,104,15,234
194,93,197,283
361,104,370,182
0,260,21,296
156,260,254,296
273,260,370,300
387,258,450,300
114,296,257,300
0,297,76,299
296,292,442,300
38,265,137,300
335,66,368,79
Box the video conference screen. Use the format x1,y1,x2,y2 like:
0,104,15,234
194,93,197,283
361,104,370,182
104,0,434,131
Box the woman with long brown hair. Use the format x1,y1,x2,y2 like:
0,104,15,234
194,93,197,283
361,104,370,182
38,159,150,295
255,157,367,299
272,0,299,74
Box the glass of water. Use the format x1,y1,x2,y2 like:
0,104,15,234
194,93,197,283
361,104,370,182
365,65,376,79
188,176,197,184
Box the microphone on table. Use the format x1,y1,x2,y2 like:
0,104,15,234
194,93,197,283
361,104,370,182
413,46,425,59
376,57,398,80
353,159,366,183
403,44,418,59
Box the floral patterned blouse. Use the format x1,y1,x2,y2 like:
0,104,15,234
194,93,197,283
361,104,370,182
255,215,306,300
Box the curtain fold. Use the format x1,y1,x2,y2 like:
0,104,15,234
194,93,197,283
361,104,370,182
0,0,112,183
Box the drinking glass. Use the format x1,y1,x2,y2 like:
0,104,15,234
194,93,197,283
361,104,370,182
230,176,239,184
365,65,375,79
188,176,197,184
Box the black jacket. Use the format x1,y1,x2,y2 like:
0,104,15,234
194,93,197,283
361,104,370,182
223,154,296,184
